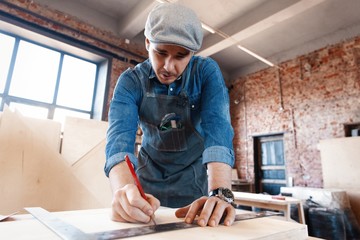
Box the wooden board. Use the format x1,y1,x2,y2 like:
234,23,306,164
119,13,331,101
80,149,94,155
0,108,61,152
60,116,111,207
61,116,108,165
318,137,360,189
23,116,62,152
0,108,103,215
346,190,360,226
71,139,112,207
0,109,24,215
318,137,360,224
0,208,308,240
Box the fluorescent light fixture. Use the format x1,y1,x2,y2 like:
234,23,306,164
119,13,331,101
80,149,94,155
237,45,274,67
201,23,216,34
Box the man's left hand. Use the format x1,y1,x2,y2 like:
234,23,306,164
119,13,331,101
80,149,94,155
175,196,235,227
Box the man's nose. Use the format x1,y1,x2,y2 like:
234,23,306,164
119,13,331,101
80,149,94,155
164,57,175,72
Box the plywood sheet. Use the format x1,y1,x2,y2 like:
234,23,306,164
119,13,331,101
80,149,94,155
318,137,360,223
347,190,360,226
23,116,61,152
61,116,108,165
0,108,103,215
0,108,61,152
0,208,308,240
71,139,112,207
318,137,360,189
0,110,25,215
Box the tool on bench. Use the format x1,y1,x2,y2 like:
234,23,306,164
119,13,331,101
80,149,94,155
25,207,95,240
25,207,282,240
94,211,281,239
0,211,18,222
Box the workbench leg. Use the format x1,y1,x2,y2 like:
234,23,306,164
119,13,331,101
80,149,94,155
297,203,306,224
285,204,291,221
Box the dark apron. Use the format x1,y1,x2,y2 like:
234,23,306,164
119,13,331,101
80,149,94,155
137,60,207,208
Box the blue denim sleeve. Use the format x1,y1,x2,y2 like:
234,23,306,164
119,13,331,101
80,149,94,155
104,68,141,177
199,58,235,167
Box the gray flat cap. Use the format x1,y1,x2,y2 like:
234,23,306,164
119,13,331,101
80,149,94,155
144,3,203,52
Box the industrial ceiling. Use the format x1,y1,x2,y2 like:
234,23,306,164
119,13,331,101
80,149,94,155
31,0,360,82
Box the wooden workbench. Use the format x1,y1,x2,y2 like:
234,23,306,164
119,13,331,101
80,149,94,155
0,207,308,239
234,192,306,224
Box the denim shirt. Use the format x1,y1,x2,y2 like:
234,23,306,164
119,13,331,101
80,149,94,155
105,56,234,177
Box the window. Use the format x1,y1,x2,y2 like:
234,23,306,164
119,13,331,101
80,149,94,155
0,20,108,124
344,122,360,137
9,40,61,103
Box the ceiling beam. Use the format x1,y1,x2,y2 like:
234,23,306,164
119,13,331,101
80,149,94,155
117,0,180,40
197,0,326,57
117,0,157,40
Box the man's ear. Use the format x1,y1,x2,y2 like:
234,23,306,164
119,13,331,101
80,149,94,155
145,38,150,51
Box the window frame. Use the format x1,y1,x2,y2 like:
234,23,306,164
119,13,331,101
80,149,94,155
0,14,112,121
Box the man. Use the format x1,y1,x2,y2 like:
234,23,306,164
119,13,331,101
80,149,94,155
105,3,235,227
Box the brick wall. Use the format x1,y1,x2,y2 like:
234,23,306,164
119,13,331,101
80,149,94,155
229,37,360,188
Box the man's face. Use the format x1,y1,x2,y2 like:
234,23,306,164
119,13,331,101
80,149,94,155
146,38,193,85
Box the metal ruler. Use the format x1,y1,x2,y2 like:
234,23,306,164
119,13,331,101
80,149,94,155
0,211,19,222
25,208,96,240
25,207,281,240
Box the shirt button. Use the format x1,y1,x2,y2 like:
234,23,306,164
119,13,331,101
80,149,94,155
170,88,173,91
191,105,195,109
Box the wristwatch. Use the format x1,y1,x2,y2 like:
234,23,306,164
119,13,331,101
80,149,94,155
208,187,235,207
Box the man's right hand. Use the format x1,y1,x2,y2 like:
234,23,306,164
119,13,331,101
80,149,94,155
110,183,160,223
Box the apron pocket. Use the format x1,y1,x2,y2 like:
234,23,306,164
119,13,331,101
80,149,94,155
143,121,188,152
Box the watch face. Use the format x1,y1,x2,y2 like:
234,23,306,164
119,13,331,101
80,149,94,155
220,188,234,202
222,188,234,199
209,187,235,205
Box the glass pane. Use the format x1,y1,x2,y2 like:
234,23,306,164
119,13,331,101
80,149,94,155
262,183,285,195
261,140,284,165
57,55,96,111
53,108,90,126
0,33,15,93
262,169,286,180
9,102,48,119
9,40,60,103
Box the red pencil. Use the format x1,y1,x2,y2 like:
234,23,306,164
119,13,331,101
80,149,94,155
124,155,156,225
124,155,147,199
